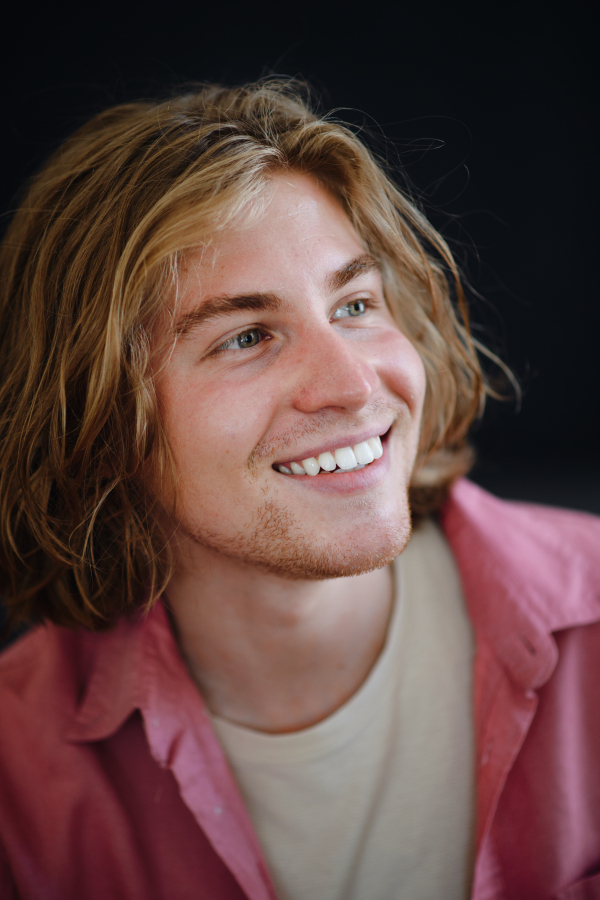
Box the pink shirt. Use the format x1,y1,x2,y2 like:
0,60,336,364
1,479,600,899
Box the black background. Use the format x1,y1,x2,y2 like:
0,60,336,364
1,0,598,512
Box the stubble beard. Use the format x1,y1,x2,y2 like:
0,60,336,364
184,489,414,581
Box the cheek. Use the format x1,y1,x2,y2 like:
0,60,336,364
158,370,278,475
377,330,427,416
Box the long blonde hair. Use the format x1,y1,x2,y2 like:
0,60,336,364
0,79,490,630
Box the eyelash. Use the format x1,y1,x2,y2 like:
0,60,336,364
216,328,269,352
331,298,367,319
214,298,372,353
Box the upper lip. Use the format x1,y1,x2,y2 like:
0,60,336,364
273,424,391,467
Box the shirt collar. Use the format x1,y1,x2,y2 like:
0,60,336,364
64,610,146,743
441,479,600,691
64,601,276,900
63,600,212,745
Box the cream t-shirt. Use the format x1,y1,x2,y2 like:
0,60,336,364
211,519,475,900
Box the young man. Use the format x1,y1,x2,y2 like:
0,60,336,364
0,81,599,900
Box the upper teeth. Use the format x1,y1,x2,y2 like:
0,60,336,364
278,436,383,476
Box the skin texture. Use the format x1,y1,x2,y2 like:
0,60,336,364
155,173,427,731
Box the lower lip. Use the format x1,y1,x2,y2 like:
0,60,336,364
276,445,391,495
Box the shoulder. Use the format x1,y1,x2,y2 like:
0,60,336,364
0,609,148,761
443,477,600,554
0,624,89,742
440,479,600,634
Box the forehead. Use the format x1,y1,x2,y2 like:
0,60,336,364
177,173,370,303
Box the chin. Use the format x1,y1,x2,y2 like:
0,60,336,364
190,498,413,581
266,528,412,581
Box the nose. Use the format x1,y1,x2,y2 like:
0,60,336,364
290,324,380,414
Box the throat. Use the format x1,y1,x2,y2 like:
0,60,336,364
176,563,395,734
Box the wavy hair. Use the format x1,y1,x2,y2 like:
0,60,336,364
0,79,493,630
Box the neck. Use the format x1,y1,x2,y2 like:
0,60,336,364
165,541,394,734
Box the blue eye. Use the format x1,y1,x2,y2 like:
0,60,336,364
219,328,264,351
332,299,366,319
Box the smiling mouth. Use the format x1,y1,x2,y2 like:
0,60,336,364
275,434,384,476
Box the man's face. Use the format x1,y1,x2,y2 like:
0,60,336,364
154,173,426,579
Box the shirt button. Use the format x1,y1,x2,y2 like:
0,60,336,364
481,743,493,766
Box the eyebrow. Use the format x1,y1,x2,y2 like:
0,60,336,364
174,253,380,336
174,293,280,336
326,253,380,292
